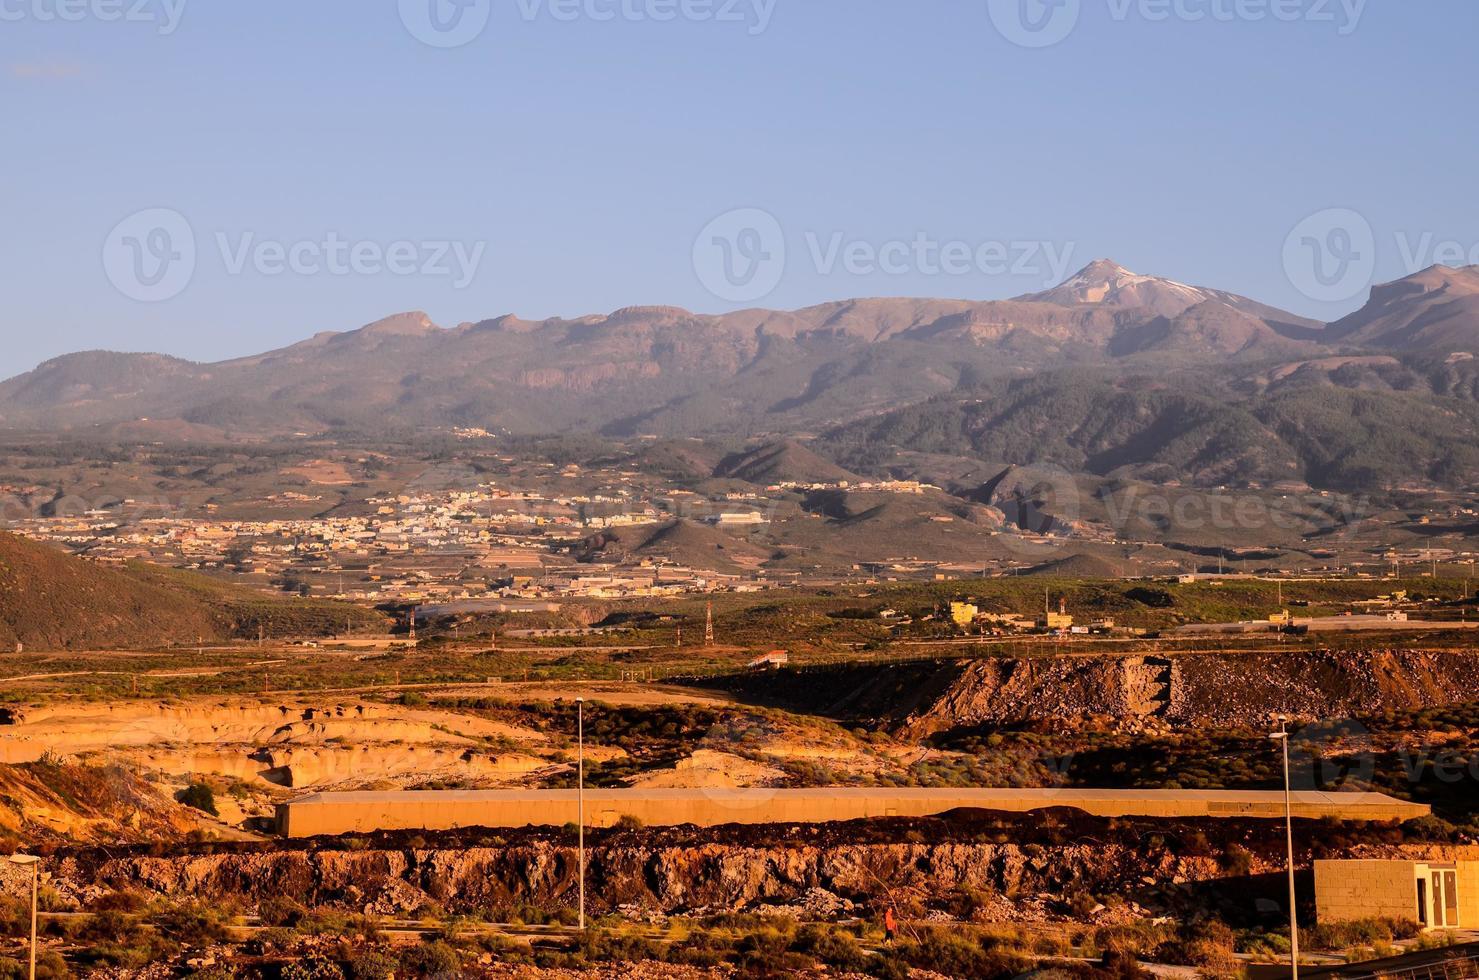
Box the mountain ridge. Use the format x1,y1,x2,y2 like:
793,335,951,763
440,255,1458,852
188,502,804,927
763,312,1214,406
4,263,1478,473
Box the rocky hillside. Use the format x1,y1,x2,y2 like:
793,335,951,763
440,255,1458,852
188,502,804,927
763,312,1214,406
6,263,1479,492
710,649,1479,737
50,812,1325,923
0,531,382,651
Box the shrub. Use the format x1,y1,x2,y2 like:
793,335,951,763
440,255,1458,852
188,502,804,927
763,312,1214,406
398,940,462,976
79,909,139,944
1220,844,1255,876
89,889,148,913
868,952,912,980
185,967,235,980
296,908,353,936
178,782,219,816
346,950,397,980
898,930,1029,979
792,924,869,972
1305,917,1420,951
154,900,232,945
257,895,306,928
0,951,71,980
281,961,345,980
668,929,732,967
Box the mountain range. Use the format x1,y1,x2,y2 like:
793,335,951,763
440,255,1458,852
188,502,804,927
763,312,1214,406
5,261,1479,493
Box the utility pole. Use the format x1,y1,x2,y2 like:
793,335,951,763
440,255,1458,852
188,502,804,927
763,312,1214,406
704,602,714,647
1269,717,1300,980
9,854,38,980
576,697,586,932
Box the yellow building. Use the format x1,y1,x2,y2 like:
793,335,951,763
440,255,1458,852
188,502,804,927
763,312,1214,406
1316,860,1478,930
949,602,979,627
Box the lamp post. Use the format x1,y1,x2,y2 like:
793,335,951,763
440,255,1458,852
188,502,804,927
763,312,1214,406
9,854,39,980
576,697,586,933
1269,718,1299,980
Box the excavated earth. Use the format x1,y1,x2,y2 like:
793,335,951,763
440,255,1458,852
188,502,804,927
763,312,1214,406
43,811,1357,922
708,649,1479,737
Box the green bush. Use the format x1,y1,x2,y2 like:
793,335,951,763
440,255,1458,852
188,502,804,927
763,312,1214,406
257,895,306,928
792,924,869,972
280,961,344,980
179,782,219,816
154,900,232,945
581,931,667,964
868,952,912,980
398,940,462,976
78,909,139,944
1305,917,1421,951
897,929,1030,979
668,929,732,967
346,950,397,980
0,951,71,980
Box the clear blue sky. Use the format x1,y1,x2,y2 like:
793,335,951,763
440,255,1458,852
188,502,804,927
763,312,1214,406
3,0,1477,372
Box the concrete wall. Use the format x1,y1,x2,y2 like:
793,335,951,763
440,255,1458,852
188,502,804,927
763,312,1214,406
1316,860,1423,925
1317,860,1479,928
277,788,1428,838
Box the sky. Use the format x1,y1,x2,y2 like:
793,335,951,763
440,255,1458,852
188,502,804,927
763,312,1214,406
3,0,1477,373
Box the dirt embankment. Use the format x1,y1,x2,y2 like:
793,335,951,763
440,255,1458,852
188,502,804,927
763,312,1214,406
709,649,1479,737
49,816,1293,921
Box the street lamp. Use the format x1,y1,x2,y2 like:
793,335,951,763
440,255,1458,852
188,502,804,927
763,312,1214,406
9,854,39,980
1268,718,1299,980
576,697,586,933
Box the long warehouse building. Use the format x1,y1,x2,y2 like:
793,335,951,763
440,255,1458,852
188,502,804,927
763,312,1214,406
276,788,1427,838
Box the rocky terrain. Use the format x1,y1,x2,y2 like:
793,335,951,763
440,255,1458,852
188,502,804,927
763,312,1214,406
711,648,1479,736
44,812,1326,924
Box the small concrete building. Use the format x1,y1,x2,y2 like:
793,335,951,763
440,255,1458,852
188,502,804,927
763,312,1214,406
1316,860,1478,930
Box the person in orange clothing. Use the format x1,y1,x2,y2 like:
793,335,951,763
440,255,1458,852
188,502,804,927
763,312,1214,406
884,905,898,945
